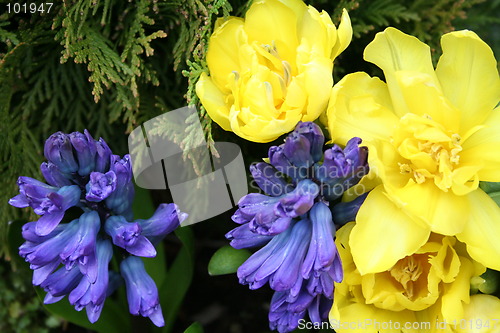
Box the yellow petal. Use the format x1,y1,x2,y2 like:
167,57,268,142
195,73,231,131
436,30,500,133
276,0,307,19
301,57,333,121
297,6,333,58
330,298,419,333
365,139,411,190
460,107,500,182
331,9,352,60
281,76,307,110
206,18,247,91
244,0,299,63
455,294,500,333
335,222,361,281
440,257,473,322
389,180,470,236
229,107,301,143
457,189,500,271
364,27,439,117
428,237,461,284
327,72,398,145
394,71,460,133
350,185,430,274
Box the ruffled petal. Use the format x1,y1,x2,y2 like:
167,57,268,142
350,185,430,275
394,71,460,133
330,9,352,60
460,107,500,182
230,107,302,143
455,294,500,333
206,17,246,89
244,0,300,63
300,57,333,122
389,181,470,236
440,257,474,322
457,189,500,271
364,27,439,117
436,31,500,133
327,72,398,145
195,73,232,131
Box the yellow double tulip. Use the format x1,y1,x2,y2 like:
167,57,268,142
196,0,352,142
327,28,500,275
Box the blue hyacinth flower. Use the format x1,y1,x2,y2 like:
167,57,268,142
227,121,369,333
10,129,187,327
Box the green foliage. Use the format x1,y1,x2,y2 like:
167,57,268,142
208,245,252,276
183,322,204,333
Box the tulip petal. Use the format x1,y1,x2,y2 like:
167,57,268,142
460,106,500,182
455,294,500,333
457,189,500,271
364,27,439,117
389,181,470,236
436,31,500,133
230,108,301,143
244,0,299,63
195,73,232,131
301,57,333,122
327,72,398,145
440,257,474,322
331,9,352,60
394,71,460,133
206,17,246,89
350,185,430,275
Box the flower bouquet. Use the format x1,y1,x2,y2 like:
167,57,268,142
2,0,500,332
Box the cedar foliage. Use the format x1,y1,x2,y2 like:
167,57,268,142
0,0,497,330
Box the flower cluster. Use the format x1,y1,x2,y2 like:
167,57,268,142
10,130,187,326
226,122,368,332
326,28,500,331
195,0,352,142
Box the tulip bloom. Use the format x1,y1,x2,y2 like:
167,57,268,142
330,223,493,333
326,28,500,274
196,0,352,142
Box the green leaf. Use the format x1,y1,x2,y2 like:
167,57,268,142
183,322,204,333
158,226,196,333
479,269,499,294
208,245,251,276
6,219,28,270
132,184,156,219
143,241,168,289
35,288,131,333
487,191,500,207
480,181,500,194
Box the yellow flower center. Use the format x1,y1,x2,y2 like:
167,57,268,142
228,40,298,117
390,255,426,300
393,113,462,191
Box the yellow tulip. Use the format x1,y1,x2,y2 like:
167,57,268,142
326,28,500,274
330,222,496,333
196,0,352,142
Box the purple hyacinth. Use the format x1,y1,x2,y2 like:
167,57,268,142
227,122,368,333
120,256,165,327
104,216,156,258
9,129,187,326
232,179,319,236
86,171,117,202
69,239,113,323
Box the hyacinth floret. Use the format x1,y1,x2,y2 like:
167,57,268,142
226,122,369,332
9,130,187,326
